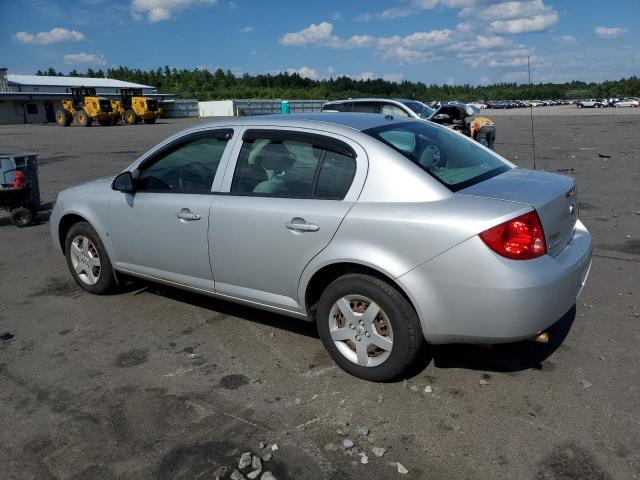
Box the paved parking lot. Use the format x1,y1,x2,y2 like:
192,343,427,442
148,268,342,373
1,111,639,479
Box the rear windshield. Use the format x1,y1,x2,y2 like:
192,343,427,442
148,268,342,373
363,121,510,192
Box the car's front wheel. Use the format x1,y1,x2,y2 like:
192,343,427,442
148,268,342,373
316,274,423,381
65,222,116,294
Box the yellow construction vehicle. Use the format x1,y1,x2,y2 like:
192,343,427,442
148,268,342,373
112,88,162,125
55,87,118,127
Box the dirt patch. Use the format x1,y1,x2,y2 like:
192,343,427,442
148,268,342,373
114,348,149,368
219,374,249,390
536,442,613,480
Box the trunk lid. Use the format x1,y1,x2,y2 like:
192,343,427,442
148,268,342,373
460,168,578,257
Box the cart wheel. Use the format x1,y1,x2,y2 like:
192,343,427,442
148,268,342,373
9,207,33,227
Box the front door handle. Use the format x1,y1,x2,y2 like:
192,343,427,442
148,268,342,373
285,217,319,232
176,209,201,221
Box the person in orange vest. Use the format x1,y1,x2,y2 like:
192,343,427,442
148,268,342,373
470,116,496,150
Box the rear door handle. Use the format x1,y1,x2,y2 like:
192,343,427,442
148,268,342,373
285,218,319,232
176,209,201,221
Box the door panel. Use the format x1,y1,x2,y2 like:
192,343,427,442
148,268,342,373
210,196,353,310
108,128,235,290
210,127,365,312
109,193,215,290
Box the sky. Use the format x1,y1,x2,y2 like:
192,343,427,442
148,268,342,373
1,0,638,86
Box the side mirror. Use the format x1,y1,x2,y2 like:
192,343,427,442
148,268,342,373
432,113,451,122
112,171,136,193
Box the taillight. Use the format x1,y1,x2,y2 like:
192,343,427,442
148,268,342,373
479,211,546,260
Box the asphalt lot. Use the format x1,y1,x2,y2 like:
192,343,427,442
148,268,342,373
0,110,639,480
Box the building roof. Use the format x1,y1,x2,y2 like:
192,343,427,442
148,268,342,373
7,74,154,89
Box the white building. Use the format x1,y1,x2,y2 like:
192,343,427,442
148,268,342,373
0,68,160,125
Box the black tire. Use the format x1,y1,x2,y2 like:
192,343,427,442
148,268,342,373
111,116,120,125
55,109,71,127
124,109,138,125
76,109,91,127
65,222,117,295
316,273,423,381
9,207,33,227
143,117,156,124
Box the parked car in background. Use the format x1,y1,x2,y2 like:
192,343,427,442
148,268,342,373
469,102,488,109
322,98,434,120
577,99,606,108
322,98,482,137
50,113,592,381
613,98,639,107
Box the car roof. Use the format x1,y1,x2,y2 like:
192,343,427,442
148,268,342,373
195,112,412,133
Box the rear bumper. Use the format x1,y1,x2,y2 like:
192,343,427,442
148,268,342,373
398,220,592,344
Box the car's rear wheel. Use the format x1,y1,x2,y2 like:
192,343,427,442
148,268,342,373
316,274,423,381
65,222,116,294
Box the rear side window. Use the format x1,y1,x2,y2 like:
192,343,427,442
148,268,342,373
231,130,356,199
314,151,356,198
352,102,379,113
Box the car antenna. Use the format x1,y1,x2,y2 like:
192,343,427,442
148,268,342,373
528,55,537,170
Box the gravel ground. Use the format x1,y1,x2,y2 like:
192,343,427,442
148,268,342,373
0,113,638,480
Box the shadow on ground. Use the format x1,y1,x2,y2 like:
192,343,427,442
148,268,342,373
139,281,575,377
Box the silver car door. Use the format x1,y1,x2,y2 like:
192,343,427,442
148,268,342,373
108,128,235,291
210,127,367,312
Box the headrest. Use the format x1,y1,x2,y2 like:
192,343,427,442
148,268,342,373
256,143,294,171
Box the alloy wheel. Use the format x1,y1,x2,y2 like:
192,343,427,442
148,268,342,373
328,295,394,367
69,235,101,285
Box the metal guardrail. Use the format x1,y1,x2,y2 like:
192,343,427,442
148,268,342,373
233,99,325,116
161,99,199,118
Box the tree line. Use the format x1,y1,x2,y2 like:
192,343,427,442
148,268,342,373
37,66,640,101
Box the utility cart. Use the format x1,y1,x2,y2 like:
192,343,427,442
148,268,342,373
0,153,41,227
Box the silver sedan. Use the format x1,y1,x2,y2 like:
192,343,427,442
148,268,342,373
50,113,592,381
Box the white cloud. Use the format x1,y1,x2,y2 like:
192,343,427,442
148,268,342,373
445,35,511,53
280,22,451,59
14,27,85,45
286,66,318,79
459,45,540,69
358,0,458,22
447,76,455,85
64,52,107,65
240,26,252,33
459,1,558,34
489,11,558,34
595,26,627,39
383,73,404,83
553,35,578,46
280,22,340,47
131,0,217,22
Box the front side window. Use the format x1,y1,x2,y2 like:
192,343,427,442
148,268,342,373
400,101,434,118
231,131,356,199
323,102,351,112
138,131,231,193
381,103,409,117
364,121,510,191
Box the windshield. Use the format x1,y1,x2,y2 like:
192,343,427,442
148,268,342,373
400,101,434,118
364,121,511,192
